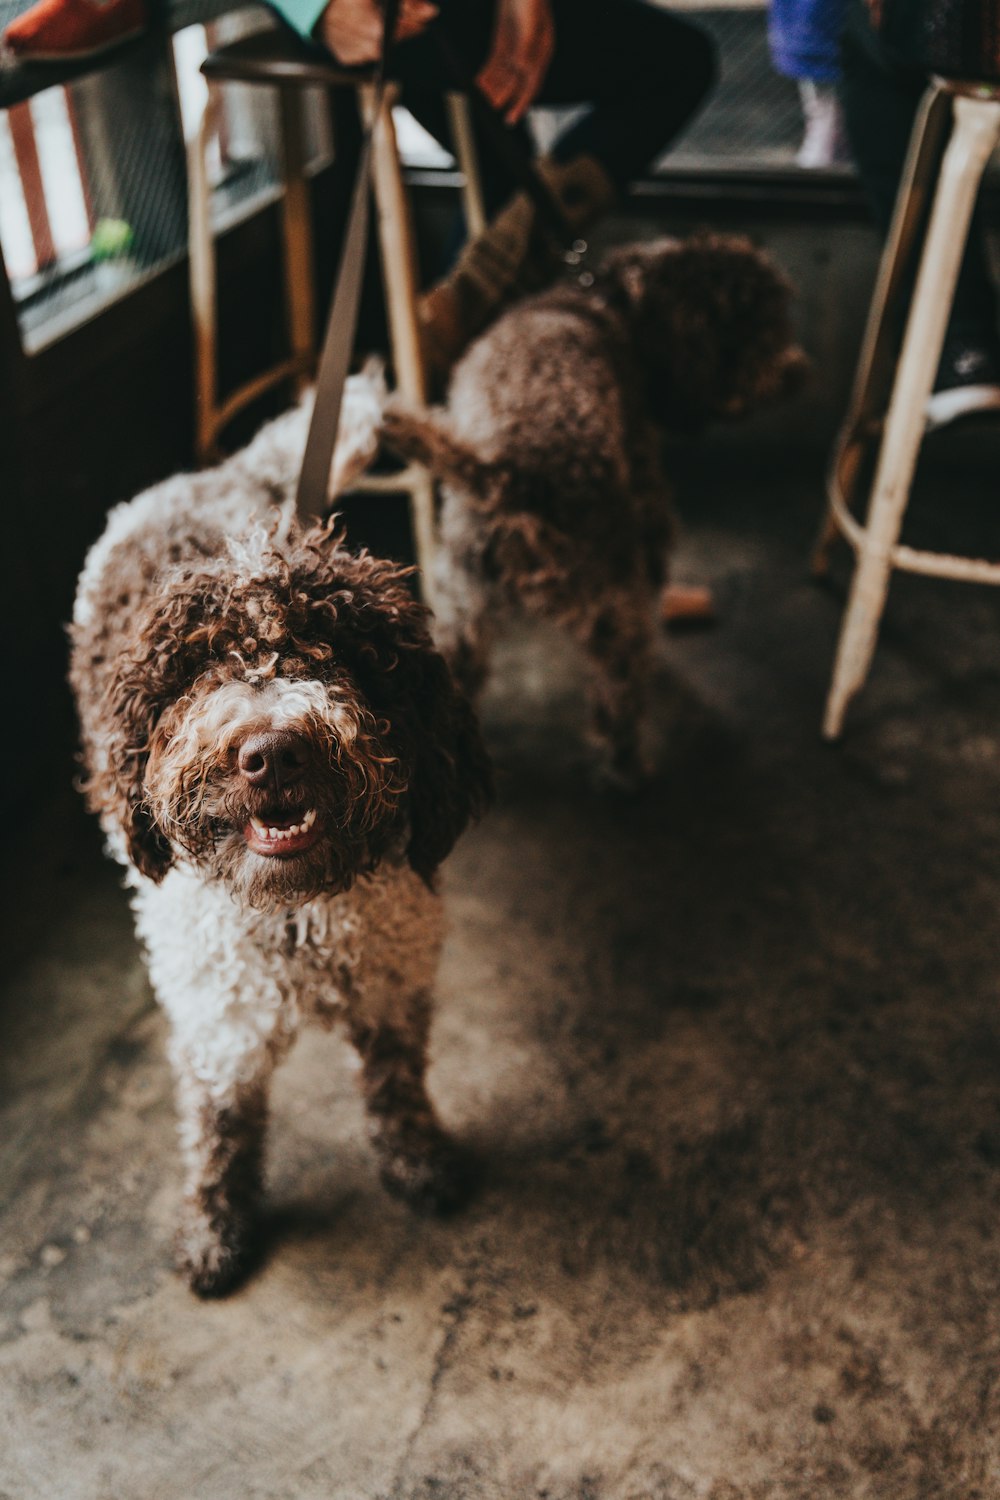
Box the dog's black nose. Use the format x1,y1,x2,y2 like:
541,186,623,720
237,731,309,791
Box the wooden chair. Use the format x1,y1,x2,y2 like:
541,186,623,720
185,27,486,588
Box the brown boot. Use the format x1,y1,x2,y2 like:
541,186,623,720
417,154,616,385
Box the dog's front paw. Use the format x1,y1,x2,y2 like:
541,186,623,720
378,1134,476,1217
175,1205,257,1298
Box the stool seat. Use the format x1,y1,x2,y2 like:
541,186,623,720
200,30,374,89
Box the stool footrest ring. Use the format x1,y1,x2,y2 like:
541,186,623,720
827,470,1000,585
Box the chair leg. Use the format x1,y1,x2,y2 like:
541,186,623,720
813,83,952,575
445,92,487,239
364,84,438,607
278,82,316,394
822,95,1000,739
187,86,222,465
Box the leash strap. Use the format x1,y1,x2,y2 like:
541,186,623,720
296,0,401,520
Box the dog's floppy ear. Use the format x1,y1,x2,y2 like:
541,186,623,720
85,578,222,882
92,656,175,881
388,642,494,883
294,536,494,883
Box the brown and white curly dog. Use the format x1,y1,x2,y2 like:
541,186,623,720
70,405,492,1296
381,233,807,785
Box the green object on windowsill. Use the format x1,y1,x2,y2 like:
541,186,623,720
90,218,135,263
90,218,136,296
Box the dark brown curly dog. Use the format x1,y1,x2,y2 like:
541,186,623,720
382,233,807,785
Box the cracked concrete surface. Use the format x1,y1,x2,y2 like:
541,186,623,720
3,432,1000,1499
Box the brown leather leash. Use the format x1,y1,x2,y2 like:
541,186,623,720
296,3,585,523
296,0,402,520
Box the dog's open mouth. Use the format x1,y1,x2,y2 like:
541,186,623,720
243,806,321,858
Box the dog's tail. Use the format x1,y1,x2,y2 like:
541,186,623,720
329,357,389,498
385,401,581,607
380,402,501,501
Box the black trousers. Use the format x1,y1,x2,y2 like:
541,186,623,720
391,0,717,214
839,0,997,344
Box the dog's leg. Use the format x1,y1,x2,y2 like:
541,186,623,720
342,868,471,1214
431,488,496,701
173,1063,273,1297
347,993,471,1215
580,586,656,789
135,878,297,1296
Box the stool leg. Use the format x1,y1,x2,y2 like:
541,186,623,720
278,83,316,393
823,95,1000,739
445,92,487,239
364,84,438,608
187,87,222,465
813,83,952,575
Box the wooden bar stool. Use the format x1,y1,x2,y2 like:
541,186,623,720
813,79,1000,739
185,27,486,591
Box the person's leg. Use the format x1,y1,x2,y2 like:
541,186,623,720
537,0,716,189
840,0,936,231
768,0,850,167
395,0,532,214
396,0,716,376
399,0,715,193
840,0,1000,421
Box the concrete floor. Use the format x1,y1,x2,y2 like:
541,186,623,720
3,429,1000,1500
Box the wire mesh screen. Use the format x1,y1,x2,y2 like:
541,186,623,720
174,16,281,219
527,5,821,172
2,31,192,343
0,4,329,346
666,5,811,168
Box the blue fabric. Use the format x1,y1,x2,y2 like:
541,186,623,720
768,0,848,80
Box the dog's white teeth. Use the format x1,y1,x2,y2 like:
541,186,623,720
250,810,316,842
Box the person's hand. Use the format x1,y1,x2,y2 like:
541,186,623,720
317,0,438,66
476,0,554,124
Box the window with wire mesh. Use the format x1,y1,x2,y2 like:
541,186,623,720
0,6,331,347
662,2,812,170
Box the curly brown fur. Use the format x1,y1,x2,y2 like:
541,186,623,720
381,233,806,783
72,522,491,900
70,439,492,1294
175,1076,269,1297
347,994,473,1214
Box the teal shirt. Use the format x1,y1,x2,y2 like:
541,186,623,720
270,0,329,42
